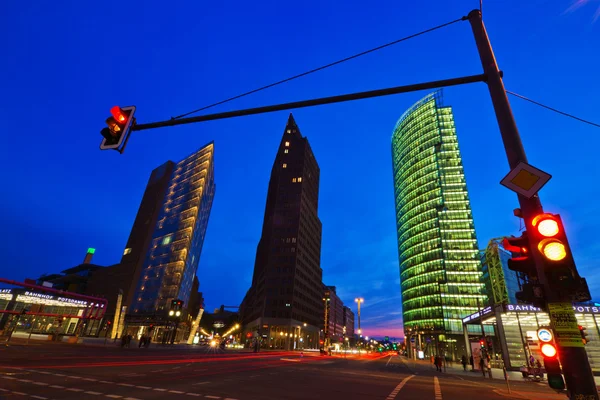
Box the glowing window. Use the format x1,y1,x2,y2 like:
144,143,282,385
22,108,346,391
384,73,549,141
298,177,302,182
285,141,290,147
283,164,287,168
287,129,291,133
292,178,297,183
123,248,132,255
162,235,173,246
284,149,289,154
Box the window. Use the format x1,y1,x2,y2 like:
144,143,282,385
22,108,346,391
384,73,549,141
282,163,287,168
298,177,302,182
284,149,289,154
287,129,291,133
123,248,132,256
285,141,290,147
162,235,173,246
292,178,297,183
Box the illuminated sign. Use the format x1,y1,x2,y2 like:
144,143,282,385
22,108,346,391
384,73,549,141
24,291,54,300
505,304,600,314
462,306,493,323
57,297,88,306
0,289,12,294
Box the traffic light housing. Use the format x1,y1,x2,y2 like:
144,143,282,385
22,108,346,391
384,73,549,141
479,339,485,347
171,299,184,311
100,105,136,151
503,233,545,306
541,342,565,390
529,213,590,302
579,325,589,345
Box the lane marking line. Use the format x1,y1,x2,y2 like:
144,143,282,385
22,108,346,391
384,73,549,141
169,390,185,394
12,392,26,396
118,383,135,387
32,382,49,386
135,386,151,389
434,376,442,400
66,388,84,392
194,382,210,385
49,385,65,389
385,374,415,400
205,396,220,399
186,394,202,397
153,388,167,391
31,396,47,400
99,381,114,384
386,356,393,367
85,391,103,395
105,396,122,399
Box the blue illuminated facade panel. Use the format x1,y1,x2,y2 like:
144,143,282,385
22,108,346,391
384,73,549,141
131,142,215,314
392,91,486,337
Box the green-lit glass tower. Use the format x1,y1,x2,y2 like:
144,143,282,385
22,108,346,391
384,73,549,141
391,91,486,347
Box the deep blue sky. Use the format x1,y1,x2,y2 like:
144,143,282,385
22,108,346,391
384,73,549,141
1,0,598,339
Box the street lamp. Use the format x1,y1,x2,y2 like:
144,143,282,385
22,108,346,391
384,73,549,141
354,298,364,333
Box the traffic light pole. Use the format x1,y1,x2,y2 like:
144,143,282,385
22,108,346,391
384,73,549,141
467,10,598,399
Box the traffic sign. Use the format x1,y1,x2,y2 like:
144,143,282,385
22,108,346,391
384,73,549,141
500,161,551,199
548,302,584,348
537,328,553,343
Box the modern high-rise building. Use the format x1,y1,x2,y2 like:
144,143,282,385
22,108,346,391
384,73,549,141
481,237,526,306
323,286,345,344
391,91,486,350
240,114,322,350
127,143,216,317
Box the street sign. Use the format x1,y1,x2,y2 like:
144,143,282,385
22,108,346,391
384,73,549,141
548,302,584,348
500,161,551,199
537,328,553,343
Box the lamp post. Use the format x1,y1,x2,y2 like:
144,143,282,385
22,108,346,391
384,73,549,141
354,298,364,334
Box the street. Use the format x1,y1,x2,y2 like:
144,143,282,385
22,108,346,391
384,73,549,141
0,342,566,400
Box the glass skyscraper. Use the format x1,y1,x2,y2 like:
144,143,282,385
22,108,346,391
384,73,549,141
130,142,216,315
391,91,486,344
481,238,526,306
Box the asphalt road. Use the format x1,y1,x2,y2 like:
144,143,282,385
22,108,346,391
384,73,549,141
0,342,565,400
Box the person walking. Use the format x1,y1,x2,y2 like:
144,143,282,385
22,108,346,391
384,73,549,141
461,355,468,371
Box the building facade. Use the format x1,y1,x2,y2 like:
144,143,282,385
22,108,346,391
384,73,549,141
343,305,355,339
129,143,216,317
391,91,486,353
481,238,525,306
241,114,322,350
323,286,345,344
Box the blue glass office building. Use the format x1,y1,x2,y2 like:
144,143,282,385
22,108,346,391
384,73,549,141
130,143,216,315
481,238,525,306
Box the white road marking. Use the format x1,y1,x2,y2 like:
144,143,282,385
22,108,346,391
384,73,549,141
386,356,393,366
434,376,442,400
82,377,97,381
85,391,102,395
100,381,114,384
186,394,202,397
170,390,185,393
36,371,51,375
386,375,415,400
67,388,84,392
153,388,167,391
54,374,66,377
0,388,7,391
19,379,33,382
135,386,151,389
105,396,122,399
49,385,64,389
1,376,16,380
12,392,26,395
33,382,49,386
118,383,135,387
205,396,220,399
194,381,210,385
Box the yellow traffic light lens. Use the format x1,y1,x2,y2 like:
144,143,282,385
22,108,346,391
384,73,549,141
537,219,559,237
539,240,566,261
541,343,557,358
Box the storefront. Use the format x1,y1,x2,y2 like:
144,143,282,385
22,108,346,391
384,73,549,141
462,303,600,372
0,287,106,339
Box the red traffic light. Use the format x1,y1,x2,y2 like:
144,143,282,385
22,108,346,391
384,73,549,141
110,106,128,124
107,320,112,325
541,343,558,358
532,214,560,238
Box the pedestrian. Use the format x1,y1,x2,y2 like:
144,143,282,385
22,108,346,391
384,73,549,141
479,357,486,377
138,335,145,348
461,355,468,371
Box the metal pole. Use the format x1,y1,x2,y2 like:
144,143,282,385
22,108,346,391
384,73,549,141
467,10,598,399
132,74,486,132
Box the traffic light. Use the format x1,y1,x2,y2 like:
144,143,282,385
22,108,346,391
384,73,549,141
579,325,589,345
529,213,591,302
106,320,112,327
540,342,565,390
479,339,485,347
100,105,136,151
